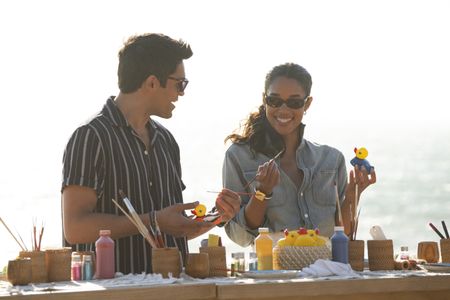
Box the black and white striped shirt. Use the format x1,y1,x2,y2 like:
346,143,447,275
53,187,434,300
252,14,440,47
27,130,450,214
62,96,188,274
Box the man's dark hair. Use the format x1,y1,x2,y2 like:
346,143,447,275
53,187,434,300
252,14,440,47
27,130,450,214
118,33,193,93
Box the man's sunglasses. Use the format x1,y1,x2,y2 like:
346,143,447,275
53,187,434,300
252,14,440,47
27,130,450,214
168,76,189,93
264,94,309,109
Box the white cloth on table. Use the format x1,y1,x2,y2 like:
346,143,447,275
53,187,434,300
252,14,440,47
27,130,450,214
300,259,360,278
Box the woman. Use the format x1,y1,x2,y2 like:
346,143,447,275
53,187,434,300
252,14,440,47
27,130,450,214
223,63,376,247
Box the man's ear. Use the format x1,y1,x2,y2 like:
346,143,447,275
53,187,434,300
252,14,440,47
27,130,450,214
143,75,160,90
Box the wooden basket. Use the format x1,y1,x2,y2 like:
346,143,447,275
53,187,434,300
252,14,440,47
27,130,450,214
348,240,365,271
19,251,47,283
200,246,227,277
151,247,182,278
45,248,72,282
273,245,331,270
7,258,32,286
185,253,209,278
367,240,394,271
440,239,450,263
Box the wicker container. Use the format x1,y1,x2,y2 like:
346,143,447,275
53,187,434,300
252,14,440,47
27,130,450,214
272,245,331,270
417,241,439,263
152,247,182,278
185,253,209,278
7,258,32,285
440,239,450,263
19,251,47,283
367,240,394,271
199,246,227,277
348,240,365,271
45,248,72,282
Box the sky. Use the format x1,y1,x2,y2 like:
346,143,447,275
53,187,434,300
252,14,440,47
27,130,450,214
1,0,450,266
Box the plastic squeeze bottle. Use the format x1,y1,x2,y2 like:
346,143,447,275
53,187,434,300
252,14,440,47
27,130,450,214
331,226,349,264
95,229,115,279
255,227,273,270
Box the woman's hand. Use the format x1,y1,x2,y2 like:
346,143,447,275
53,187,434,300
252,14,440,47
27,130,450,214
255,160,280,195
348,165,377,195
215,188,241,223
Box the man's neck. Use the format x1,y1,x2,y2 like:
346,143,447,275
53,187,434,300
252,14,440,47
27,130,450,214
115,92,150,132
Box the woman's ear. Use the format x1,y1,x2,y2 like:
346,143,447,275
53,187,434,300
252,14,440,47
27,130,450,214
304,96,313,112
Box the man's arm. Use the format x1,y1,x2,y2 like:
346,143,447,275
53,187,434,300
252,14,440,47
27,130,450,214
62,185,149,244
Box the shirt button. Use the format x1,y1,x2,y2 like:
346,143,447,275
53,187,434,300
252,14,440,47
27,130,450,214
150,182,153,187
300,192,303,197
304,213,309,218
144,150,148,155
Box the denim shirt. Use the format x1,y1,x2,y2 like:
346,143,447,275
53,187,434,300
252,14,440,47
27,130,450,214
223,139,347,247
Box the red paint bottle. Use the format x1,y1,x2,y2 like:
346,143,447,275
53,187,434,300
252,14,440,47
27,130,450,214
95,230,115,279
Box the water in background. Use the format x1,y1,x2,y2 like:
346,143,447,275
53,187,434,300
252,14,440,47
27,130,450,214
1,122,449,269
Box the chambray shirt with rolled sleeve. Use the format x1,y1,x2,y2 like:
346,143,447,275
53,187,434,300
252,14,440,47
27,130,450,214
223,139,347,247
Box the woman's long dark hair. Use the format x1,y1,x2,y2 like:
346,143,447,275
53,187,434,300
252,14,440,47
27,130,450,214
225,63,312,158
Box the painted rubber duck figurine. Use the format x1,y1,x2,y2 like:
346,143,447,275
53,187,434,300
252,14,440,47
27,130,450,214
350,147,374,171
191,204,207,221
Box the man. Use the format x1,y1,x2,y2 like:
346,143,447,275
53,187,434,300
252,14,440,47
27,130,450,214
61,33,241,274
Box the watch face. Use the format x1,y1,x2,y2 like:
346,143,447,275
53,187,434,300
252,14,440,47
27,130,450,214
255,190,266,201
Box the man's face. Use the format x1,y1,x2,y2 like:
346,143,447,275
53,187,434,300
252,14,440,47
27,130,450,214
152,62,187,119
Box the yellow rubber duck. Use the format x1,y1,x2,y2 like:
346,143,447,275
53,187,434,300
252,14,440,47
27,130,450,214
191,204,207,220
283,229,300,246
294,234,316,246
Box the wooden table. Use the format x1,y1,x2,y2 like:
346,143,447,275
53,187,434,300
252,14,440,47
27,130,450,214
2,274,450,300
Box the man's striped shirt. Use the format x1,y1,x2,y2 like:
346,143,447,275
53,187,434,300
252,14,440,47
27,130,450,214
62,96,188,274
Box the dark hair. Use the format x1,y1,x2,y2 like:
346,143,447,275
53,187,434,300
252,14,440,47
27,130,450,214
117,33,193,93
225,63,311,157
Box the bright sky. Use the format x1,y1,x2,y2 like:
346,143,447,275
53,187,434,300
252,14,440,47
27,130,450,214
1,0,450,265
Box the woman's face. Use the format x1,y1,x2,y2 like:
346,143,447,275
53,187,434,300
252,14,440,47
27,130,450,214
265,76,312,140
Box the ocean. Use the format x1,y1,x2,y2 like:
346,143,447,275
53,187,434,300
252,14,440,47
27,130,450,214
1,121,449,270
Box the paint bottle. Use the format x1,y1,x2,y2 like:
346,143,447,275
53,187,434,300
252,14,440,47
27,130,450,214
248,252,258,271
71,253,82,281
255,227,273,270
82,254,94,280
331,226,349,264
95,229,115,279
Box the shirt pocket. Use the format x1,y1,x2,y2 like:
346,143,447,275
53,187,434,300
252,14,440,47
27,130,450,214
312,169,337,207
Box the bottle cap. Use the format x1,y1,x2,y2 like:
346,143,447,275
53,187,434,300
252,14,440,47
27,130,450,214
249,252,257,258
258,227,269,233
400,246,408,251
82,254,92,262
99,229,111,236
71,254,81,262
334,226,345,231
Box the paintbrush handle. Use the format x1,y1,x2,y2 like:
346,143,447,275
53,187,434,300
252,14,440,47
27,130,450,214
429,222,445,239
442,221,449,239
0,217,26,251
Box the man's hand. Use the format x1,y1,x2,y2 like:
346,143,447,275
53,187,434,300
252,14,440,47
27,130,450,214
215,188,241,223
155,202,215,239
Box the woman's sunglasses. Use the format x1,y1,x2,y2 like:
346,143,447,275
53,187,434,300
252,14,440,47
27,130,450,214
168,76,189,93
264,94,308,109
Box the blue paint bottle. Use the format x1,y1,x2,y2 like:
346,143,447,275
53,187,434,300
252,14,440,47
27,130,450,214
82,254,94,280
331,226,349,264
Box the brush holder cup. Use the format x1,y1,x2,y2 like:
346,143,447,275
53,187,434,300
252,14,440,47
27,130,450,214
367,240,394,271
200,246,227,277
417,241,439,263
440,239,450,263
45,248,72,282
19,251,47,283
7,258,32,285
348,240,365,271
185,253,210,278
151,247,182,278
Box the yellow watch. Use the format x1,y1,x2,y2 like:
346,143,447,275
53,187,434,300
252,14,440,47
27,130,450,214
254,190,266,201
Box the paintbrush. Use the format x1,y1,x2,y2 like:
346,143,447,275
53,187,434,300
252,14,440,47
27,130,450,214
0,216,26,251
118,191,159,248
334,182,343,226
243,149,285,190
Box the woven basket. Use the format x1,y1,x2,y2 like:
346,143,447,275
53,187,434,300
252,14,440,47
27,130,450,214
367,240,394,271
7,258,32,285
273,245,331,270
19,251,47,283
152,247,182,278
200,246,227,277
45,248,72,282
348,240,365,271
440,239,450,263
